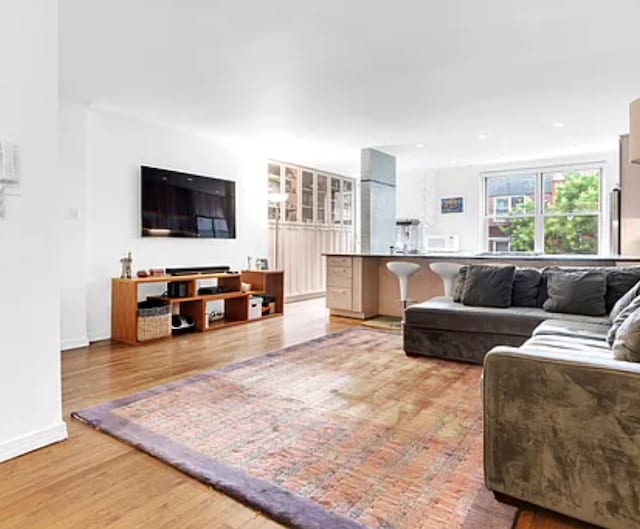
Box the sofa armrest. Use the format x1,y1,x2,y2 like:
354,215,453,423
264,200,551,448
483,346,640,528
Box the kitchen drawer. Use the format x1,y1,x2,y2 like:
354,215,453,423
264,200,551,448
327,256,352,268
327,287,353,311
327,266,353,287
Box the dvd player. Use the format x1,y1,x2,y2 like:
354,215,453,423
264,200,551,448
166,265,231,276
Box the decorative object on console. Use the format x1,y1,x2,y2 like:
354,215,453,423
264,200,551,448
440,196,464,214
136,270,149,278
255,258,269,271
149,268,165,277
119,252,133,279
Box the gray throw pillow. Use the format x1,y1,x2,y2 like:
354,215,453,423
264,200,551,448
613,307,640,362
609,280,640,322
542,270,607,316
511,268,542,307
461,265,516,308
607,293,640,346
606,267,640,313
452,266,468,302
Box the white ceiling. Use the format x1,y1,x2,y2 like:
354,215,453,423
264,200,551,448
60,0,640,175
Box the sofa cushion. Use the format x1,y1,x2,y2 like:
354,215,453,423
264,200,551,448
608,294,640,345
461,265,516,308
520,334,613,360
512,268,542,307
606,267,640,313
405,297,547,337
452,266,468,302
609,280,640,322
613,307,640,362
542,269,607,316
532,319,611,342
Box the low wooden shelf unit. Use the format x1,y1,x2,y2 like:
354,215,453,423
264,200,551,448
111,270,284,345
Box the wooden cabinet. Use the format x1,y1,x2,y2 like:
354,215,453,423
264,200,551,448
326,256,379,319
268,160,355,226
111,271,284,345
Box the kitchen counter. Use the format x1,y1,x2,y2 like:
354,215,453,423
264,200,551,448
324,252,640,319
324,252,640,262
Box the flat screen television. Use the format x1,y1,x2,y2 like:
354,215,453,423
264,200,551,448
141,166,236,239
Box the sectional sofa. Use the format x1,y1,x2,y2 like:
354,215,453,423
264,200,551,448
404,265,640,529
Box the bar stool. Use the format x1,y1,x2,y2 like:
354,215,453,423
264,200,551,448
429,262,463,298
386,261,421,310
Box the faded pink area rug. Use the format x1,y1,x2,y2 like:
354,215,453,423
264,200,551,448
73,328,518,529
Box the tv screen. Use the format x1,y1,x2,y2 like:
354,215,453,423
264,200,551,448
141,166,236,239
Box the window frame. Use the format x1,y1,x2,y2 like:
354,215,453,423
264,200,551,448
482,165,603,255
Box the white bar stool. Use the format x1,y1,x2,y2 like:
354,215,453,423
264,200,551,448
386,261,421,310
429,262,463,298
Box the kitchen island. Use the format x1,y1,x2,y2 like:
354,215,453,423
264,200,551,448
324,253,640,318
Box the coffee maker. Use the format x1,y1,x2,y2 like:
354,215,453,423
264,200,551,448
394,218,421,254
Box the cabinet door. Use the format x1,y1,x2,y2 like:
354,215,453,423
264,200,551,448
317,174,328,224
301,170,314,223
268,162,282,221
342,179,353,226
331,177,342,224
284,166,299,222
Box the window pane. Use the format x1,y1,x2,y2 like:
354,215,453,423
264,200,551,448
543,169,600,214
486,174,536,216
487,217,535,252
544,215,598,255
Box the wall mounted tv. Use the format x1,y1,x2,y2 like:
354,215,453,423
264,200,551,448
141,166,236,239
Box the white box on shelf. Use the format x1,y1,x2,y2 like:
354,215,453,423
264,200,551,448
249,296,263,320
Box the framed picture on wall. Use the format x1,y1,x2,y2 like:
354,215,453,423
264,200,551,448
440,196,465,215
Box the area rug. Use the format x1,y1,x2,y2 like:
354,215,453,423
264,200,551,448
72,328,518,529
360,315,402,331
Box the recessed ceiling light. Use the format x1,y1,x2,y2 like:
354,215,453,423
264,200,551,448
416,143,425,149
552,122,565,128
477,134,488,140
449,160,457,165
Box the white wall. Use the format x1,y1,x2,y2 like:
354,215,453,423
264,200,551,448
82,109,268,342
59,100,89,350
397,152,619,254
0,0,67,462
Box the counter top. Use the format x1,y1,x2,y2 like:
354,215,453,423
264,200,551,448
324,253,640,262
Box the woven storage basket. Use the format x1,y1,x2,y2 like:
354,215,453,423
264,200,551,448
137,305,171,342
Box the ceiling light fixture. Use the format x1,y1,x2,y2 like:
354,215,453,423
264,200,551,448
552,122,565,128
416,143,425,149
477,134,488,140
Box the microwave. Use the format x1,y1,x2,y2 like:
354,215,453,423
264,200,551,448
425,235,460,253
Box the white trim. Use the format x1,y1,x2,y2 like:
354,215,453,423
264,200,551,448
88,331,111,343
0,422,68,463
61,337,90,351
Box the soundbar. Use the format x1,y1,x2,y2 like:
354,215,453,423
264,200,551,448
166,265,231,276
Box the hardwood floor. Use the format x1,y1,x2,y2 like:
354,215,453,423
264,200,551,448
0,299,586,529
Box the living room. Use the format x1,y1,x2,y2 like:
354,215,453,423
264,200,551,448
3,1,640,529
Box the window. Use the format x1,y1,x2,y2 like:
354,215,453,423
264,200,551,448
483,167,602,255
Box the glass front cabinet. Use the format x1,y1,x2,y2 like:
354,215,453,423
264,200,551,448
268,161,355,226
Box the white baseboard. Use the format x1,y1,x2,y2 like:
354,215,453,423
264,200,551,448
87,330,110,343
0,422,68,463
61,336,90,351
285,291,325,303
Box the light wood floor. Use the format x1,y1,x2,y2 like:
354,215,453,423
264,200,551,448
0,299,587,529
